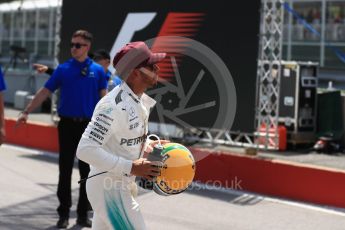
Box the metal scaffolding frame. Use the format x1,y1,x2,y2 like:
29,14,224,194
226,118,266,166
182,0,285,150
255,0,284,149
184,128,256,148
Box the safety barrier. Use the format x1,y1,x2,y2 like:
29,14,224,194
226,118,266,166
5,118,345,209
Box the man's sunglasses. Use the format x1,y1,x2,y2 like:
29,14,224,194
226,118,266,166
70,43,88,49
139,64,160,78
144,64,160,72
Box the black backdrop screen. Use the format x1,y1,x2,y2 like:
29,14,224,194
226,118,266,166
60,0,261,133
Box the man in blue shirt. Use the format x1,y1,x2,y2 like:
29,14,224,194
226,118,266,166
17,30,107,228
33,49,122,92
0,65,6,145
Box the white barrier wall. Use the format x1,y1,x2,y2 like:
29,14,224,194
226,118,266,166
3,70,49,105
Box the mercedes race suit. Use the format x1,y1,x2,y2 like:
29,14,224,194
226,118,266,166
77,82,156,230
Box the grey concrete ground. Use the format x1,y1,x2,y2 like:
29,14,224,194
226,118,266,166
0,144,344,230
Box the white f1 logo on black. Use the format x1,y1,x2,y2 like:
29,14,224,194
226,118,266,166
108,13,157,73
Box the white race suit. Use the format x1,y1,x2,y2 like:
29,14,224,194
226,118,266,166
77,82,156,230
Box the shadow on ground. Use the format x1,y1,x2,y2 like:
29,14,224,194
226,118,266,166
0,188,90,230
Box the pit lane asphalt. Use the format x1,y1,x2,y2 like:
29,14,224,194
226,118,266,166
0,144,344,230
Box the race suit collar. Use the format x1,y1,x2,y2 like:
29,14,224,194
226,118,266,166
122,82,156,108
141,93,156,109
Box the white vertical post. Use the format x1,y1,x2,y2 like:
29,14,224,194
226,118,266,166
48,6,54,56
51,0,62,123
320,0,326,67
9,10,14,45
53,0,61,67
0,12,3,53
34,8,39,55
21,10,26,48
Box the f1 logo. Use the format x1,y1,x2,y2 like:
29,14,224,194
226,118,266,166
108,12,204,74
109,13,157,73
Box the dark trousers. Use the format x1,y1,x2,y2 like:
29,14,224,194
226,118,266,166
56,117,90,219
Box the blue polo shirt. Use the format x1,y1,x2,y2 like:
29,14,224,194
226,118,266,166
105,70,112,81
113,75,122,86
44,57,107,118
105,71,121,85
0,66,7,91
